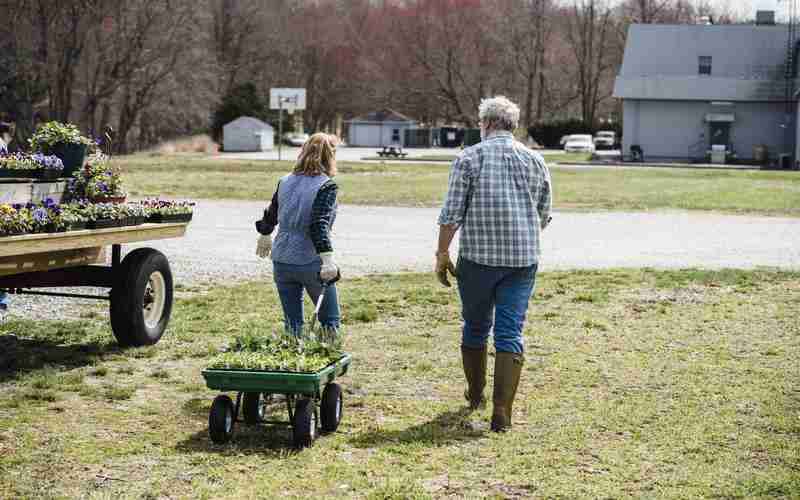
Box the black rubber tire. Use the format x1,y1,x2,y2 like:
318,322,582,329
320,383,343,433
292,398,317,449
242,392,262,425
110,248,174,347
209,395,235,444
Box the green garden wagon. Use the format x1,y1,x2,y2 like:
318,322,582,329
202,354,351,448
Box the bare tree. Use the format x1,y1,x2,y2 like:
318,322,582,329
564,0,616,125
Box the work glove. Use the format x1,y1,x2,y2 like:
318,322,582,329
435,251,458,287
319,252,339,282
256,234,272,259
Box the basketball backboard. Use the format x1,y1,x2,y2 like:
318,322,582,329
270,88,306,112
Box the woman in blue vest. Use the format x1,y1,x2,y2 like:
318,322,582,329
255,133,340,333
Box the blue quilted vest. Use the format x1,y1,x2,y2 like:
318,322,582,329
271,173,331,265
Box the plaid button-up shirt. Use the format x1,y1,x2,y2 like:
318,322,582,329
438,131,552,267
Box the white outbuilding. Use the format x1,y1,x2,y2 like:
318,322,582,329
223,116,274,152
345,110,417,147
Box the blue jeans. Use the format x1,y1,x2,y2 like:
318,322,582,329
457,258,537,354
273,261,340,332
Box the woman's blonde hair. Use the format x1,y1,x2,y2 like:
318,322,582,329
294,133,339,177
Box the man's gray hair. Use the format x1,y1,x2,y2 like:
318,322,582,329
478,96,520,131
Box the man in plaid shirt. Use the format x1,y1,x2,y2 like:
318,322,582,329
436,96,551,432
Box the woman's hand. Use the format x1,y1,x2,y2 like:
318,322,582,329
319,252,339,282
256,234,272,259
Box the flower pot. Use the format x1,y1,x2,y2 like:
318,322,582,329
148,212,193,223
38,169,63,181
46,142,87,178
45,223,66,233
68,221,87,231
0,169,38,179
86,218,119,230
91,195,127,204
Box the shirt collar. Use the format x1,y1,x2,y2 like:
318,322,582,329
485,130,513,141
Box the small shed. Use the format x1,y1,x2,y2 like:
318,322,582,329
346,110,417,147
223,116,274,152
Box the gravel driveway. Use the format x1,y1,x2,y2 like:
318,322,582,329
5,200,799,320
137,200,800,285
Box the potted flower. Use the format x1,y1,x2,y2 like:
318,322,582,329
60,203,89,231
68,153,126,203
0,153,64,179
0,204,32,236
143,199,195,223
29,121,94,177
31,153,65,180
124,203,148,226
85,202,123,229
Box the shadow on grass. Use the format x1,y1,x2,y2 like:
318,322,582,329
175,399,303,456
349,406,486,448
0,333,117,383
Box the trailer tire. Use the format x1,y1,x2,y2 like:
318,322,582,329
320,383,343,433
292,398,316,449
111,248,173,347
209,395,235,444
242,392,263,425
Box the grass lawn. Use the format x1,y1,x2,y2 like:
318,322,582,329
118,154,800,215
1,269,798,498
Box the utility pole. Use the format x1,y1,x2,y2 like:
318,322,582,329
278,97,284,162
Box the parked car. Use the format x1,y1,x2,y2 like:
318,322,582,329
563,134,596,153
284,133,309,146
594,130,617,150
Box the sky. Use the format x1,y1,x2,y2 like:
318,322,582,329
605,0,788,19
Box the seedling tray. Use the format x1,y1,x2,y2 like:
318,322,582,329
202,354,351,396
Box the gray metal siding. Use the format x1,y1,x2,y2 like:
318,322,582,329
616,24,791,102
348,122,413,147
223,118,274,152
613,76,792,102
620,24,788,79
622,100,789,160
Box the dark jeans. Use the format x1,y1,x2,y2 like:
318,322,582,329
457,258,537,354
273,261,340,332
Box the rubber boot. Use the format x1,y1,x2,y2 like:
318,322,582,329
491,351,524,432
461,345,487,409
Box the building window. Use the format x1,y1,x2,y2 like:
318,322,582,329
699,56,712,76
392,129,400,143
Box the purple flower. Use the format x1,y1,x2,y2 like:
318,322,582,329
33,207,48,224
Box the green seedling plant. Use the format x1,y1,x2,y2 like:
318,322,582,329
207,321,344,373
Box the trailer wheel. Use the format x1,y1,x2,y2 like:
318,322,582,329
209,395,235,444
242,392,264,425
111,248,173,347
292,398,317,449
320,383,343,433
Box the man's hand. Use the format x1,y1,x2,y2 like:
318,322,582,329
319,252,339,282
435,251,458,287
256,234,272,259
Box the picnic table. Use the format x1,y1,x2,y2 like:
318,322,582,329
376,145,408,158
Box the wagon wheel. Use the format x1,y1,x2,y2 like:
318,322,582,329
242,392,265,425
110,248,173,347
209,395,235,444
292,398,317,449
320,383,343,433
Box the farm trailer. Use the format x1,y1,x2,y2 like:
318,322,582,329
0,222,188,346
0,176,189,347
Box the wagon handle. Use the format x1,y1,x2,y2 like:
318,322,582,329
309,271,340,334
